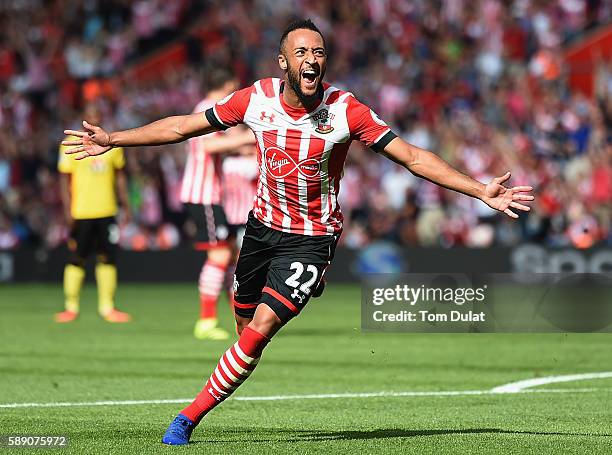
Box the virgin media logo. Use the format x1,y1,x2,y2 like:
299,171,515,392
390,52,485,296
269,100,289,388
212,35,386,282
263,146,321,179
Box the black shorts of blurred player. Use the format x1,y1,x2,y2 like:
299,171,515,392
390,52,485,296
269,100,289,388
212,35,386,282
186,203,233,250
68,217,119,266
233,212,338,324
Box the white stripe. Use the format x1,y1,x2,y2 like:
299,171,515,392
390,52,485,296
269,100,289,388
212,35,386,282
201,152,215,204
190,139,205,203
272,78,281,97
254,80,264,96
276,181,290,229
297,132,312,235
208,375,228,396
275,128,291,229
322,86,339,103
201,269,225,278
373,128,391,146
490,371,612,393
180,142,195,202
328,183,342,231
254,131,273,223
219,356,242,384
233,342,256,364
226,350,251,376
338,92,353,104
0,388,607,409
318,141,335,234
213,367,236,391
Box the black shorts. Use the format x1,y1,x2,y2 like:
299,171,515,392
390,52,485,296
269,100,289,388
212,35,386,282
68,217,118,264
233,212,339,322
185,203,242,249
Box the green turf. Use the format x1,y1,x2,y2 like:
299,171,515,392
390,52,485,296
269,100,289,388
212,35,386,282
0,283,611,454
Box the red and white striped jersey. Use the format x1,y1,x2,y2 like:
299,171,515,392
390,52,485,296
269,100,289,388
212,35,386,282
222,155,258,225
206,78,395,236
180,98,223,204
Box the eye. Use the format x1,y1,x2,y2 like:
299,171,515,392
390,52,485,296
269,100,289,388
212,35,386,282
314,50,326,57
295,50,305,56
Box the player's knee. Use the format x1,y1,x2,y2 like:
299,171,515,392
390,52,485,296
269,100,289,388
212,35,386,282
96,253,115,265
69,256,86,268
207,247,232,267
234,313,252,335
235,320,248,336
248,305,283,338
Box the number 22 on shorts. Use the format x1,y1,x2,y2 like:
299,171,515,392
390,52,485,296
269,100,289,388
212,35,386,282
285,262,318,295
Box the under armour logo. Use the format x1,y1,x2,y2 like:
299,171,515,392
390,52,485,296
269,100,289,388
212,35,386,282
208,387,222,401
260,111,275,123
291,288,304,305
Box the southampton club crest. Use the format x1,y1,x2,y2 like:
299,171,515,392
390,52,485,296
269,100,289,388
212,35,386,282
312,108,335,134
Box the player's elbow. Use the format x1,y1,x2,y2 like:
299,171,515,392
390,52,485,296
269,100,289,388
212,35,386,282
402,146,428,174
174,116,189,141
384,142,419,171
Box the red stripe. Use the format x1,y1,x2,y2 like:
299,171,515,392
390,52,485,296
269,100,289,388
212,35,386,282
229,345,255,371
212,154,223,203
325,90,341,104
233,301,257,309
193,241,229,251
262,286,299,314
260,78,275,97
284,129,303,232
208,374,226,394
222,352,245,380
262,130,281,227
306,135,326,226
184,140,198,202
215,361,236,387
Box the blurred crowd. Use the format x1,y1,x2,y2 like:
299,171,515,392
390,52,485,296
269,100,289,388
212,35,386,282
0,0,611,251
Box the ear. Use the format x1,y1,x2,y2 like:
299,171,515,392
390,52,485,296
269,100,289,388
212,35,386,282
278,54,287,71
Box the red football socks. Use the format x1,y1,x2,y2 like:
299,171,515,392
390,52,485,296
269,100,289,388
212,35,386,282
180,326,270,423
198,260,227,319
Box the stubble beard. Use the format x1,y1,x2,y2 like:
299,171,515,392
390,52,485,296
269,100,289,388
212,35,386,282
286,63,324,107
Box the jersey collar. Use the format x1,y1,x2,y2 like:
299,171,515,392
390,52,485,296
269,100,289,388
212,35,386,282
279,81,324,122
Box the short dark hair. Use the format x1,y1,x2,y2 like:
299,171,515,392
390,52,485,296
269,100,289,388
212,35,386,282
279,19,325,53
206,68,236,91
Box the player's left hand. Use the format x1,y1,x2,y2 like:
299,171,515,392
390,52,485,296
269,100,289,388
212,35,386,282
481,172,534,219
62,121,113,160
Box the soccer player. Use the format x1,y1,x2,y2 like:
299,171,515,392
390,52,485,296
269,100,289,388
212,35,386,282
55,104,131,323
180,68,256,340
61,20,534,444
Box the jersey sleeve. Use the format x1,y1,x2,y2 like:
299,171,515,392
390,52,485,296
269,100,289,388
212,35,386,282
112,147,126,170
58,136,75,174
205,85,254,130
346,96,397,152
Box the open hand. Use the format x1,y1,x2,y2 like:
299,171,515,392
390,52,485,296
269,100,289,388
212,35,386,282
481,172,534,219
62,121,113,160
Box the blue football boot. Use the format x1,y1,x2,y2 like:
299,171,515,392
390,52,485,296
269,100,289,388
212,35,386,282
162,414,196,445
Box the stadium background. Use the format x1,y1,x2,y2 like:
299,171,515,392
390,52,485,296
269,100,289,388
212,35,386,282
0,1,611,453
0,0,610,260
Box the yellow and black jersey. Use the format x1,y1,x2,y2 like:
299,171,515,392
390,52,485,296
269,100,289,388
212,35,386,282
58,136,125,220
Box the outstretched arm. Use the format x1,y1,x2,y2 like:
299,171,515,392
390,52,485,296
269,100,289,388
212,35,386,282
382,137,534,218
62,112,219,160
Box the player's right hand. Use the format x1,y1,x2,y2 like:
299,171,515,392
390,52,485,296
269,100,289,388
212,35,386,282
62,121,113,160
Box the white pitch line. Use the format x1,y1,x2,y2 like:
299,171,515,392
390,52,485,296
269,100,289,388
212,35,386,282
0,388,608,409
490,372,612,393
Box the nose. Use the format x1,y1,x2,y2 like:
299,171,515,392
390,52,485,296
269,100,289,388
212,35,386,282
305,50,316,64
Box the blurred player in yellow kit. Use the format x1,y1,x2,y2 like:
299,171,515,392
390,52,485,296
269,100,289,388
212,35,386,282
55,105,131,323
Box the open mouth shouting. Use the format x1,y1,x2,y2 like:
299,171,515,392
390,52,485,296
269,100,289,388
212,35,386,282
301,67,320,94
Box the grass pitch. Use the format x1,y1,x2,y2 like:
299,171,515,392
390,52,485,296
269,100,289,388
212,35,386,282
0,283,611,454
